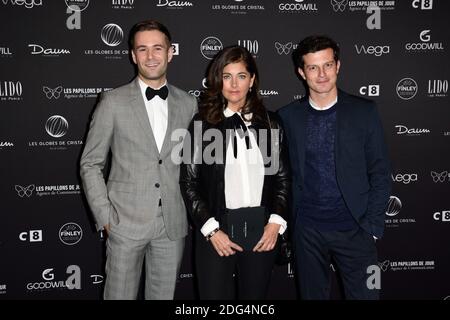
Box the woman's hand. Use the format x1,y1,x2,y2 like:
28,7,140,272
253,223,280,252
209,230,243,257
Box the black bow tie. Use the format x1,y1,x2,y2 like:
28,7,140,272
223,113,252,158
145,85,168,100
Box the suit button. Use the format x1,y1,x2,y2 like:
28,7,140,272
158,160,162,164
155,183,160,188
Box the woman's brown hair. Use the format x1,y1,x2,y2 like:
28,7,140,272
199,45,267,126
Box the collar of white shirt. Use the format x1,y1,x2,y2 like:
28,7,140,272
309,96,338,111
223,107,252,125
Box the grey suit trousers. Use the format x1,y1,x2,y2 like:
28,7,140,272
104,213,185,300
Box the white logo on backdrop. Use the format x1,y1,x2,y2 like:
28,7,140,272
396,78,418,100
43,86,63,99
45,115,69,138
200,37,223,60
431,171,449,183
15,184,35,197
101,24,123,47
386,196,402,216
274,42,293,55
330,0,348,12
59,223,83,245
65,0,90,11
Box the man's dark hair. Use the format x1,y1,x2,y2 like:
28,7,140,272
292,35,340,70
129,20,172,49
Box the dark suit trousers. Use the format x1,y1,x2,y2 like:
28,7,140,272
195,231,277,300
294,223,379,300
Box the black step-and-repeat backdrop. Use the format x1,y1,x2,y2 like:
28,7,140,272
1,0,449,300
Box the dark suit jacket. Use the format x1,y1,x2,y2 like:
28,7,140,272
278,90,391,238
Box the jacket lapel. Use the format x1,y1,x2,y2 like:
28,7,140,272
296,99,308,184
160,84,179,159
334,90,350,163
129,78,159,157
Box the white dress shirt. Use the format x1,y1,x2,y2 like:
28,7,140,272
200,108,287,237
138,78,168,153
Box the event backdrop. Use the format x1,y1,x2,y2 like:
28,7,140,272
1,0,449,300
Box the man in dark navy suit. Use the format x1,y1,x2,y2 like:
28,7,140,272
278,35,391,300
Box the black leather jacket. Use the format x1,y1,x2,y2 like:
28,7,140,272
180,112,290,230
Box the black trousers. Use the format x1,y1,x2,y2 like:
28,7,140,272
195,231,277,300
294,223,379,300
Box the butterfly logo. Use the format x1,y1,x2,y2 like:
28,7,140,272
431,171,448,183
378,260,390,272
330,0,348,12
43,86,63,99
274,42,293,55
15,184,35,197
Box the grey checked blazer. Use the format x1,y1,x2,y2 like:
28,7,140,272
80,77,197,240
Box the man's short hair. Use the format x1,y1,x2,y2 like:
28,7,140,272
292,35,340,70
129,20,172,49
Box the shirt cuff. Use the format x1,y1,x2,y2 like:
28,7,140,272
269,214,287,235
200,218,220,237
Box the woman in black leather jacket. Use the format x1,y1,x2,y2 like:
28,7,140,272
180,46,290,299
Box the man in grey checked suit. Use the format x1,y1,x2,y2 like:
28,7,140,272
80,20,197,300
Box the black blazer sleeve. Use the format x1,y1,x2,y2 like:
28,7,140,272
266,113,291,220
179,115,212,229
